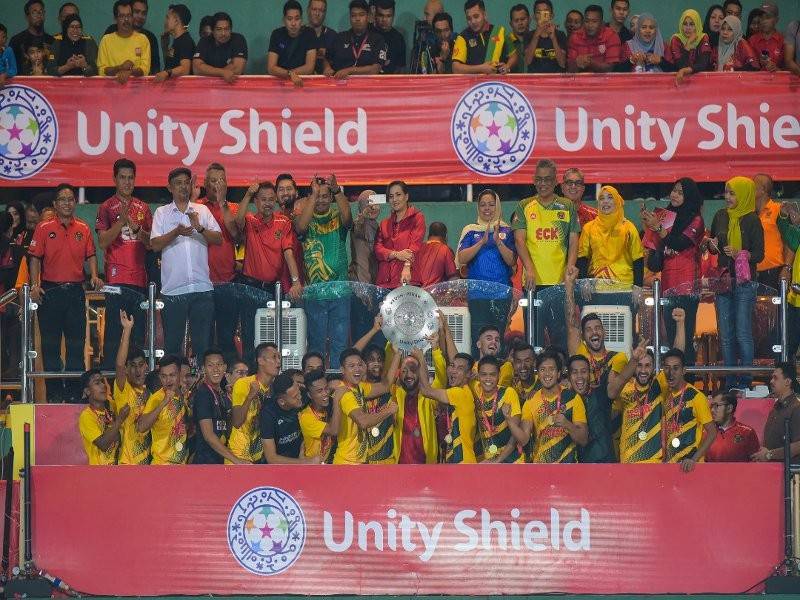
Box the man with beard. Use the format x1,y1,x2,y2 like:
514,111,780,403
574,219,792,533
473,356,526,463
609,310,686,463
113,311,151,465
360,342,396,464
471,325,514,390
333,347,400,464
413,348,477,463
660,349,715,471
10,1,54,70
511,342,540,401
522,351,587,463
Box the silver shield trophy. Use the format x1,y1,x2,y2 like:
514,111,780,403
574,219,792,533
380,286,439,352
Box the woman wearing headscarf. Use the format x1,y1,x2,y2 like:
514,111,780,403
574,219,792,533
664,9,713,81
456,189,516,354
47,15,98,76
709,177,764,390
703,4,725,46
621,13,665,72
714,15,758,71
641,178,705,365
577,186,644,293
349,189,381,342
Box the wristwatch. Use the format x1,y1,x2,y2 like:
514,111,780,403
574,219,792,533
291,276,299,283
197,226,205,234
330,186,342,195
766,449,773,460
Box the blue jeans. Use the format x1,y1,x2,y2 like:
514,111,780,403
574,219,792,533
715,280,757,389
305,297,351,369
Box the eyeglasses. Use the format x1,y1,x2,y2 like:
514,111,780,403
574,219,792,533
564,179,585,187
534,176,555,184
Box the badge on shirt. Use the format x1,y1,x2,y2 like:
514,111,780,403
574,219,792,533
499,232,507,240
47,232,55,239
135,47,142,57
75,232,84,241
557,212,566,220
216,419,227,431
469,38,478,48
734,433,743,444
168,48,175,58
598,44,607,54
275,230,283,239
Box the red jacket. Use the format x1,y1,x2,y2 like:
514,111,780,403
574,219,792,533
374,206,426,289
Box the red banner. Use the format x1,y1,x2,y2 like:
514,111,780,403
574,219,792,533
33,464,781,595
2,74,798,187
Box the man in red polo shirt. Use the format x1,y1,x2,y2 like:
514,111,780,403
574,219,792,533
234,182,303,363
96,158,153,370
29,183,103,403
197,162,240,363
411,222,458,287
567,4,621,72
749,2,784,71
706,391,760,462
561,168,597,228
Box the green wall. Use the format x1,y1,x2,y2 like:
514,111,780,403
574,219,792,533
5,0,799,74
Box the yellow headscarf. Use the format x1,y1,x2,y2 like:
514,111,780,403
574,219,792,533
725,176,756,252
592,186,626,268
675,9,705,51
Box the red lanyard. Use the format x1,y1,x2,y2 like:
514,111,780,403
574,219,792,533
667,386,688,434
311,405,327,422
351,34,369,64
632,385,651,419
477,390,500,439
545,389,563,415
92,406,112,428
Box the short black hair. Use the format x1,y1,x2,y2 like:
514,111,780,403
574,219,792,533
284,0,303,16
512,342,536,357
775,362,800,392
349,0,369,12
113,158,136,177
158,354,182,370
375,0,395,11
478,324,501,338
272,372,296,398
202,347,225,364
304,368,327,389
477,355,500,372
720,390,739,414
536,350,562,372
453,352,475,370
301,351,325,371
211,11,232,29
610,0,629,7
275,173,297,188
584,4,604,18
566,8,583,19
54,183,77,199
432,12,453,30
199,14,214,32
567,354,590,371
464,0,485,12
662,348,686,367
387,180,408,195
58,2,79,17
113,0,132,18
340,347,363,366
257,181,276,195
24,0,44,16
723,0,742,9
167,167,191,183
168,3,191,26
0,24,6,35
428,221,447,239
581,312,603,332
510,4,529,18
126,346,147,364
363,343,385,362
80,368,103,395
534,0,554,11
255,342,278,360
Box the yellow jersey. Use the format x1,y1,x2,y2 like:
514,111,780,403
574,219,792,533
616,372,668,463
97,31,151,76
298,405,335,463
576,342,628,390
474,386,523,463
333,382,375,465
78,405,118,465
663,383,712,463
112,380,150,465
443,385,478,464
143,389,188,465
523,387,587,463
228,375,269,463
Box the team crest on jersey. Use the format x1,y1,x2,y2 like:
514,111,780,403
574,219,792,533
451,81,536,177
227,486,306,576
734,433,743,444
0,85,59,181
47,232,56,239
75,232,83,241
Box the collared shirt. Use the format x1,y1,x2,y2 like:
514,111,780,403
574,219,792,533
194,33,248,68
312,25,337,73
29,216,95,283
411,239,458,287
150,201,220,296
706,418,760,462
197,198,238,284
269,26,317,70
567,26,622,68
97,31,151,75
103,25,160,71
326,29,387,71
763,395,800,457
241,212,295,283
78,405,118,465
758,199,785,272
453,23,516,66
749,30,785,69
95,195,152,287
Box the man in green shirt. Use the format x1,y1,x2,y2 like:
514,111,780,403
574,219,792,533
295,174,352,369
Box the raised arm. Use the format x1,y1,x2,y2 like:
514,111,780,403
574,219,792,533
115,310,134,393
564,265,581,355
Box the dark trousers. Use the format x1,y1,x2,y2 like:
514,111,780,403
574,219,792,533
101,285,147,370
521,285,566,351
468,296,513,359
788,304,800,362
757,266,783,293
38,283,85,403
161,290,214,362
662,294,700,366
212,283,241,364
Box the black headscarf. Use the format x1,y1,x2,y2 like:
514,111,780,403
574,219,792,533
57,15,87,69
703,5,724,47
664,177,704,247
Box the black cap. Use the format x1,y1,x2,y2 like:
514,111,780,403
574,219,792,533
169,3,192,26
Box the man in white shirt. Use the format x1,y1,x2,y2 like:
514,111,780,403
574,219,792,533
150,167,222,362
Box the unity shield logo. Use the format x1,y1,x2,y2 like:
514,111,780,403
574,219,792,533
0,84,58,180
451,81,536,177
227,486,306,576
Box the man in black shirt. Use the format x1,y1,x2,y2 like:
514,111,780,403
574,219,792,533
307,0,336,74
372,0,406,74
192,11,247,83
261,372,321,464
192,348,248,464
10,0,54,69
527,0,567,73
104,0,161,71
268,0,317,87
324,0,386,79
154,3,194,82
608,0,632,43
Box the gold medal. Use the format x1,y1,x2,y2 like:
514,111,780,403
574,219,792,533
413,428,421,438
444,434,453,445
637,430,647,441
488,443,498,456
548,415,554,426
671,437,680,449
175,441,184,452
370,426,380,438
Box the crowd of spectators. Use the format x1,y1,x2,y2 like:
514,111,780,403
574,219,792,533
1,0,799,86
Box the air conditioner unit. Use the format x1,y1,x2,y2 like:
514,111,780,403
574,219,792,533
255,308,307,371
425,307,471,363
580,304,632,357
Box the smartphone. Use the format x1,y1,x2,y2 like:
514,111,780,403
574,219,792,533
536,9,552,25
368,193,387,205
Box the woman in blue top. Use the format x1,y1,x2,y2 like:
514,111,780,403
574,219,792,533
456,189,516,357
